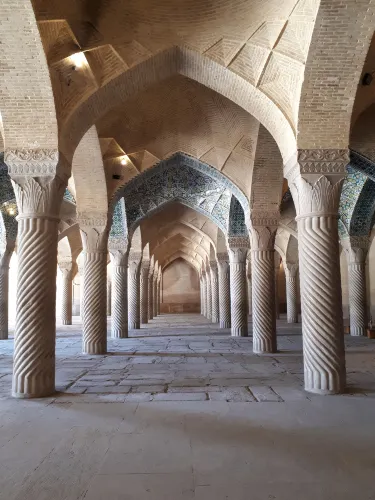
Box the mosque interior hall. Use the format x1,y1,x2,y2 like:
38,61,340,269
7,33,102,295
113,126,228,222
1,0,375,499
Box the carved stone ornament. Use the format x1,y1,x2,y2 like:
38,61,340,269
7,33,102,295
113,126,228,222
216,252,229,263
80,225,109,253
250,211,280,228
293,175,344,218
341,236,370,264
298,149,350,174
250,226,277,251
11,176,66,218
227,236,250,249
5,148,59,176
58,261,78,280
283,261,299,278
78,211,108,228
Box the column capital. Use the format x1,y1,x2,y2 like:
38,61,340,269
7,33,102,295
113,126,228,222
79,214,109,253
250,226,277,251
140,259,150,274
250,210,280,228
109,239,129,266
285,149,349,184
58,260,78,280
283,261,299,278
341,236,370,264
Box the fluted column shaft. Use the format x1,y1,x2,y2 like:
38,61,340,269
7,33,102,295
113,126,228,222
251,249,276,352
128,258,141,329
342,237,369,337
140,266,149,324
106,276,112,316
201,274,207,317
148,270,154,320
210,265,219,323
109,247,129,338
61,275,73,325
0,242,14,340
157,275,161,315
285,265,298,324
290,168,347,395
228,243,248,337
275,267,280,320
247,273,252,316
217,257,231,328
153,276,158,317
205,268,212,320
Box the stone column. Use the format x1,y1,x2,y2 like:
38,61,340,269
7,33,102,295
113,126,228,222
128,251,142,329
342,236,369,336
274,257,280,320
8,168,66,398
59,261,77,325
228,237,249,337
109,243,129,338
78,263,84,319
140,260,150,324
284,262,299,324
250,224,278,353
288,151,348,394
106,273,112,316
0,240,15,339
148,261,154,321
153,263,158,317
201,272,207,317
205,265,212,320
157,268,162,315
246,260,253,316
210,262,219,323
80,219,109,354
217,253,231,328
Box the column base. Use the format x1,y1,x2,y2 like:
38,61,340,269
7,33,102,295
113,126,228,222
0,332,8,340
231,328,248,337
82,345,107,355
253,339,276,354
211,317,219,324
62,319,72,325
350,326,366,336
129,322,140,330
220,321,230,329
12,388,56,399
304,372,345,395
111,328,128,339
287,316,298,324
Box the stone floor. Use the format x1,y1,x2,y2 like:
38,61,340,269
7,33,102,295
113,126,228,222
1,314,375,499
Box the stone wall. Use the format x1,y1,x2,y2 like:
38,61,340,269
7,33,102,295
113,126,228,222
161,258,200,313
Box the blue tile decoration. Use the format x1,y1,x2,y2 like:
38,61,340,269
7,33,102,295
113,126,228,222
109,198,127,239
228,196,247,236
338,151,375,238
116,152,250,236
63,188,76,204
0,153,17,240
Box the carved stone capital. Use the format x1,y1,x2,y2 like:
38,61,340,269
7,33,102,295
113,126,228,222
216,252,229,263
297,149,349,175
78,211,108,228
109,248,129,266
228,246,248,264
291,175,344,218
227,236,250,250
5,148,59,177
209,260,218,272
250,226,277,251
250,211,280,228
80,224,109,254
128,251,143,264
11,176,66,219
0,239,16,269
58,261,78,280
341,236,370,264
283,261,299,278
140,260,150,275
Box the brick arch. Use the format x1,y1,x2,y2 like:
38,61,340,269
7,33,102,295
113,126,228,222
0,0,58,152
162,253,201,273
60,47,296,165
152,233,210,265
298,0,375,150
117,152,250,238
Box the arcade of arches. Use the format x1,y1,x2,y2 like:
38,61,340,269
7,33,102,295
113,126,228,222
1,1,375,499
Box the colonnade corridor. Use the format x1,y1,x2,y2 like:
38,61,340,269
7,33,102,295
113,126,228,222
1,314,375,499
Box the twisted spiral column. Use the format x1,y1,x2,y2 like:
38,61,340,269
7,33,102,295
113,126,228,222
61,274,73,325
218,259,231,328
286,274,298,323
140,266,149,324
153,276,158,317
128,260,141,329
210,265,219,323
247,274,252,316
251,250,276,352
106,276,112,316
111,264,128,338
205,268,212,320
348,262,367,336
148,270,154,321
0,268,9,339
201,274,207,317
13,217,59,398
275,267,280,320
297,214,345,394
229,246,248,337
82,251,107,354
157,276,161,315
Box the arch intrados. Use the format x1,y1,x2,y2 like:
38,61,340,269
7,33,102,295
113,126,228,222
153,233,209,263
61,47,295,165
152,220,214,250
151,223,211,252
162,253,200,273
